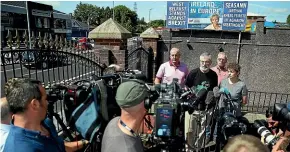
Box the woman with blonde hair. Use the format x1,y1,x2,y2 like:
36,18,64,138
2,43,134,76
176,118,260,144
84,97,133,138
205,14,221,30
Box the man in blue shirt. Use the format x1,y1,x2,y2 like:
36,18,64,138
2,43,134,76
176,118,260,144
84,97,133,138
3,78,89,152
0,97,12,152
3,78,66,152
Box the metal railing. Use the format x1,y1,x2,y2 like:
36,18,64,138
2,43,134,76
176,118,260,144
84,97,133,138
243,91,290,113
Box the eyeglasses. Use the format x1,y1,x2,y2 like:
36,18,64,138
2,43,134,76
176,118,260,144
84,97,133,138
218,58,226,61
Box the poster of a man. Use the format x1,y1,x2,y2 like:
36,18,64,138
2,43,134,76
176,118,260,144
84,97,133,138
204,14,221,30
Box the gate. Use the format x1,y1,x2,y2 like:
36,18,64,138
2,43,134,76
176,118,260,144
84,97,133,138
1,29,105,94
1,29,105,134
126,37,154,83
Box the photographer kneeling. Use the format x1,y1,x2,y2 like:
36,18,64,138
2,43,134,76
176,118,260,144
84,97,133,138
102,80,150,152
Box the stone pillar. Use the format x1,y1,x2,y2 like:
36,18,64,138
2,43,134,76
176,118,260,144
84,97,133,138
256,18,265,44
93,38,127,69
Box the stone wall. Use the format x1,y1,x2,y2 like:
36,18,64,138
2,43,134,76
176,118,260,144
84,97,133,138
157,19,290,94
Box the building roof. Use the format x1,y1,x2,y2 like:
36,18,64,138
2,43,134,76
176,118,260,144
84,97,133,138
140,27,159,39
88,18,131,39
1,1,70,19
71,19,94,30
247,12,266,17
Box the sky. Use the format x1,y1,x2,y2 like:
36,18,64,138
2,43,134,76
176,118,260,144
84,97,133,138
36,1,290,23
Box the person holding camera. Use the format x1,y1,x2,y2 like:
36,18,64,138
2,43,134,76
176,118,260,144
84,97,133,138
155,47,189,87
3,78,88,152
102,80,150,152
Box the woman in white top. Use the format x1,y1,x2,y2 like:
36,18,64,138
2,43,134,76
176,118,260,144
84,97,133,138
205,14,222,30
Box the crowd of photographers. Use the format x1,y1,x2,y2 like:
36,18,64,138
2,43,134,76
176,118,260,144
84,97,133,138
0,47,289,152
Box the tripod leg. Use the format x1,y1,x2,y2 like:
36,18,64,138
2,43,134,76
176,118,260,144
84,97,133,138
53,113,75,141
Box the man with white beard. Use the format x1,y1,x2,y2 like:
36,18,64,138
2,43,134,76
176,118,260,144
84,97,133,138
184,52,218,150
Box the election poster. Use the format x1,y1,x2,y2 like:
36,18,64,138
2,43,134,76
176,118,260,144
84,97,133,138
166,1,189,29
166,1,248,31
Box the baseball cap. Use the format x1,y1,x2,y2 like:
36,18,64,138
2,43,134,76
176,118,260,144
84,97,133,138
115,80,149,108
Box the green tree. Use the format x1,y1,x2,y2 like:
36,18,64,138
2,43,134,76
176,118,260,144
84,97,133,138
149,19,165,28
136,17,148,33
73,2,101,26
287,14,290,25
113,5,138,33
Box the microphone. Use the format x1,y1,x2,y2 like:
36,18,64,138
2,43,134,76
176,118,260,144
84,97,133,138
219,87,231,99
196,88,207,100
205,91,214,105
180,86,195,98
213,87,220,98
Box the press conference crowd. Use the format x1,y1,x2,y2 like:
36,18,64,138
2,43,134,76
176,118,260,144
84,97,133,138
0,48,289,152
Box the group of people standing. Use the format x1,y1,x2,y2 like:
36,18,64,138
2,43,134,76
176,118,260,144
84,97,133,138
154,47,248,149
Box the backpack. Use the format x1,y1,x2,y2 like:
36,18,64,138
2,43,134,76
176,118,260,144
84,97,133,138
69,87,102,142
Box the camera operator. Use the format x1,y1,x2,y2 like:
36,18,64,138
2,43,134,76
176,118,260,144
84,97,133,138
184,52,218,149
3,78,88,152
101,80,150,152
223,134,270,152
155,48,189,87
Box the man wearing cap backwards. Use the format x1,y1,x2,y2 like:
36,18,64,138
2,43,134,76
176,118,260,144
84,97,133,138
101,80,149,152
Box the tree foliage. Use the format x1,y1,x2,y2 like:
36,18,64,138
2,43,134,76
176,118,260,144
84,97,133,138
149,19,165,28
73,3,138,33
73,2,101,26
287,14,290,25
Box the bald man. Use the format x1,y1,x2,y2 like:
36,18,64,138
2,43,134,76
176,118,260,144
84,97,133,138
0,97,12,152
155,48,189,86
211,52,228,85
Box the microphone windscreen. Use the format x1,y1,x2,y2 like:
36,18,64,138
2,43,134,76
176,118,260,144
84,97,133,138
205,91,214,105
213,87,220,98
219,87,230,95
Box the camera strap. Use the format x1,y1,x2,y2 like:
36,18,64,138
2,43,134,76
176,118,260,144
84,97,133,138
120,119,138,137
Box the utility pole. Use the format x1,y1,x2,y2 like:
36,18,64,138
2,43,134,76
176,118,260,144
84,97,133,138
26,1,32,49
134,2,137,13
113,1,115,20
149,8,152,23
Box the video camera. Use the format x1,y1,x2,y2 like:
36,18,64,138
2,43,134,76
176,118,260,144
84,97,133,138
272,103,290,122
215,87,248,149
253,119,280,147
145,79,214,152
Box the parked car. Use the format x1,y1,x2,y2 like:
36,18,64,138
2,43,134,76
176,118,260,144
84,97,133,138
22,50,68,69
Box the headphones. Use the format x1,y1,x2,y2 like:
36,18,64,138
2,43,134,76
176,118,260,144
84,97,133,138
126,79,159,110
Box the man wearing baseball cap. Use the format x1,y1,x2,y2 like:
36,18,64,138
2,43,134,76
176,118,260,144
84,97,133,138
101,80,149,152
